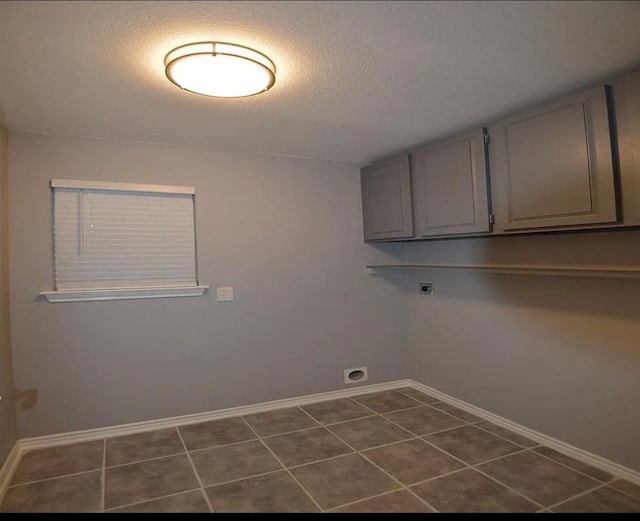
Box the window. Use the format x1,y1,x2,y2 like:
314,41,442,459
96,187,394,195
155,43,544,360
41,179,208,302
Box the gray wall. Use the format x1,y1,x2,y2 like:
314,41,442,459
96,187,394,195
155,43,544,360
406,232,640,472
0,122,16,465
12,132,639,475
8,132,407,438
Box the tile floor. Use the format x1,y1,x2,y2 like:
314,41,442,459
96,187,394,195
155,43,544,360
2,387,640,513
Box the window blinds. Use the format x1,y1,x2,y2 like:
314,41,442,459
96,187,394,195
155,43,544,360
52,180,197,291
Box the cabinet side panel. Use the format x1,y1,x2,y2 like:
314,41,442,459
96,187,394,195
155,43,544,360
615,69,640,222
366,164,404,233
361,155,413,241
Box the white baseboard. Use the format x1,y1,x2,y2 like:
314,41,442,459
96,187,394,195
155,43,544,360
4,377,639,498
19,379,411,452
409,379,640,486
0,442,21,505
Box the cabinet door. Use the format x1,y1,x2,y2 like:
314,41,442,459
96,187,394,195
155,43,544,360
412,128,490,237
613,68,640,224
489,85,617,231
360,154,413,241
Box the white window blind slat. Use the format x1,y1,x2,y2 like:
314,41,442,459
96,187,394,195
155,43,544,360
53,186,198,291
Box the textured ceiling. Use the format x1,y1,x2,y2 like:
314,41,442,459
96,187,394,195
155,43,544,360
1,1,640,164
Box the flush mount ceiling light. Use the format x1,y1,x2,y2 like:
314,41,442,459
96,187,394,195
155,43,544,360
164,42,276,98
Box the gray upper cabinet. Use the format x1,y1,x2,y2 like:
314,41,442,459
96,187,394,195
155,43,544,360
360,154,413,241
412,128,490,237
613,68,640,224
489,85,617,232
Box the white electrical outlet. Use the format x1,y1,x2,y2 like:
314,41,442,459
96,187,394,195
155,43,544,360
216,286,234,302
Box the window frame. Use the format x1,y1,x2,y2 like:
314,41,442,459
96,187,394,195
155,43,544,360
40,179,208,303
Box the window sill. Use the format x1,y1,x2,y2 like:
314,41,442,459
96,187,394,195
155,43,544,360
40,286,209,303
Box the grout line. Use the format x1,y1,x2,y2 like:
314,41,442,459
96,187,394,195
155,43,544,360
355,443,437,512
411,436,546,510
404,486,439,512
294,406,370,439
355,436,421,454
412,424,473,437
7,467,104,489
418,437,474,469
607,481,640,503
544,482,610,511
325,431,417,452
104,450,187,470
242,406,322,438
175,427,215,513
406,436,566,511
292,406,323,427
530,447,614,484
382,412,473,440
250,424,323,436
411,430,542,509
362,404,422,435
239,416,324,512
470,467,547,510
305,413,378,429
286,451,358,471
323,489,407,512
367,403,424,415
100,439,106,513
333,404,547,515
327,487,437,513
349,390,425,415
374,414,422,438
186,437,261,456
410,465,545,512
359,398,477,439
403,467,471,489
415,398,443,406
298,397,366,413
352,399,453,435
196,469,284,490
422,401,482,424
392,387,429,401
328,427,404,481
384,405,475,432
473,422,539,449
328,421,439,513
103,487,203,512
465,447,530,467
295,405,352,428
196,489,211,512
345,396,375,405
420,435,533,482
257,425,354,468
346,398,382,416
243,417,500,483
258,425,326,440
